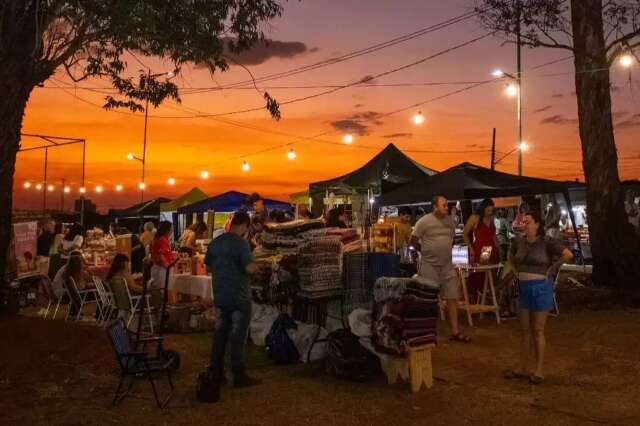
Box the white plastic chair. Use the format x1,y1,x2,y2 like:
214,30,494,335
93,276,116,326
124,278,155,333
67,276,99,321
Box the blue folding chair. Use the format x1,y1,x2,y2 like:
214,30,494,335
106,318,174,408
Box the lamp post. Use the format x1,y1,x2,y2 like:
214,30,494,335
492,67,523,175
129,69,175,203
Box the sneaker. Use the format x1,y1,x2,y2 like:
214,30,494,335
233,375,262,388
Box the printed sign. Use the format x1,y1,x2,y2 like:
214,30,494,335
13,221,38,277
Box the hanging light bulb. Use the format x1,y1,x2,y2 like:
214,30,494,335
620,54,634,68
23,182,31,189
412,111,425,125
200,170,209,179
64,186,71,193
47,185,55,192
35,184,43,190
287,148,297,160
115,184,123,192
138,182,146,190
79,187,86,194
505,84,518,97
343,134,354,144
168,177,176,185
242,161,250,172
95,185,103,193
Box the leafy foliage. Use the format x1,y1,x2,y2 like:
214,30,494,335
8,0,285,117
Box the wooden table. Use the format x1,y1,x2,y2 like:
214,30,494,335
455,264,501,327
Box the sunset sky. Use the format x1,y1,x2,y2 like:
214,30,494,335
14,0,640,212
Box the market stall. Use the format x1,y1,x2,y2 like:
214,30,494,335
308,143,436,227
159,187,208,240
111,197,171,231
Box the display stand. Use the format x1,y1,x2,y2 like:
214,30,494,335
454,264,501,327
382,341,435,392
372,224,396,253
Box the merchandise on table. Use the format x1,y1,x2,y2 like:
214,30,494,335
371,277,440,356
298,236,343,292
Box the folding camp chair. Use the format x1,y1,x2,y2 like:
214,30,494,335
107,319,174,408
39,276,58,319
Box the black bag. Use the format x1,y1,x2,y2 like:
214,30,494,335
324,329,380,382
265,314,300,364
196,366,220,403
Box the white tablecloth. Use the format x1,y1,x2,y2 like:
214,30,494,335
168,274,213,302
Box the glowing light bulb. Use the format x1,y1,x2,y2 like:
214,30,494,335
79,187,86,194
287,149,297,160
168,177,176,185
505,84,518,97
620,54,634,68
492,69,505,78
519,141,529,152
343,134,354,144
23,182,31,189
412,112,425,125
115,185,123,192
35,184,43,190
64,186,71,193
242,161,250,172
47,185,54,192
95,185,103,193
200,170,209,179
127,153,135,160
138,182,146,190
369,198,375,204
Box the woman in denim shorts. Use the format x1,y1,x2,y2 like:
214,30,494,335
505,209,573,384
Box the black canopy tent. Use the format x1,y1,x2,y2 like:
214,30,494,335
378,162,585,258
308,143,436,215
111,198,172,230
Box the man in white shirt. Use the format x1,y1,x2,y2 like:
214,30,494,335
410,195,471,343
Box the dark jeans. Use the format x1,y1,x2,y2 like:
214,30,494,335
210,303,252,381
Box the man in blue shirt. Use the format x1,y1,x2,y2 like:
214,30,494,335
205,211,259,393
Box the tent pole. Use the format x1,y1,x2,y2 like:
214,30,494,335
562,189,583,264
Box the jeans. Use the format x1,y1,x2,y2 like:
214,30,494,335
210,303,252,381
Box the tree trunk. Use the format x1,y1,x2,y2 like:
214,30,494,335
570,0,640,294
0,1,51,296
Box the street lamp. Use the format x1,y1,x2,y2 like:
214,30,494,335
35,184,42,190
492,67,524,175
620,54,634,68
127,152,145,201
412,111,425,125
138,182,146,190
47,185,54,192
115,184,123,192
494,142,531,168
95,185,103,193
23,182,31,189
64,186,71,193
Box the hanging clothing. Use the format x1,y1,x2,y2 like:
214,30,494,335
468,219,498,301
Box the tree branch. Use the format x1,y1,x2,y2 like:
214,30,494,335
605,29,640,53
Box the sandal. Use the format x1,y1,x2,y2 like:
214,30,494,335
503,369,529,380
449,333,472,343
529,375,544,385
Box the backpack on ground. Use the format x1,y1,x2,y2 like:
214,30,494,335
324,329,380,382
195,365,220,403
265,313,300,364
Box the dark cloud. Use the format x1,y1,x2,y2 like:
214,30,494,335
612,111,628,120
330,119,369,135
534,105,553,113
540,114,579,125
616,117,640,129
348,111,384,125
551,93,564,99
382,133,413,139
353,103,364,108
466,143,482,148
357,75,376,84
197,39,315,68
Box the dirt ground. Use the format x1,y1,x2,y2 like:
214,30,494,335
2,307,640,426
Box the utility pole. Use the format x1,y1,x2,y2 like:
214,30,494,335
516,0,524,176
60,178,66,211
491,128,497,170
43,147,48,211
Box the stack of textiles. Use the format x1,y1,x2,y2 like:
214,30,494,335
301,227,360,245
298,236,343,292
371,277,439,355
250,255,299,304
343,253,401,312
